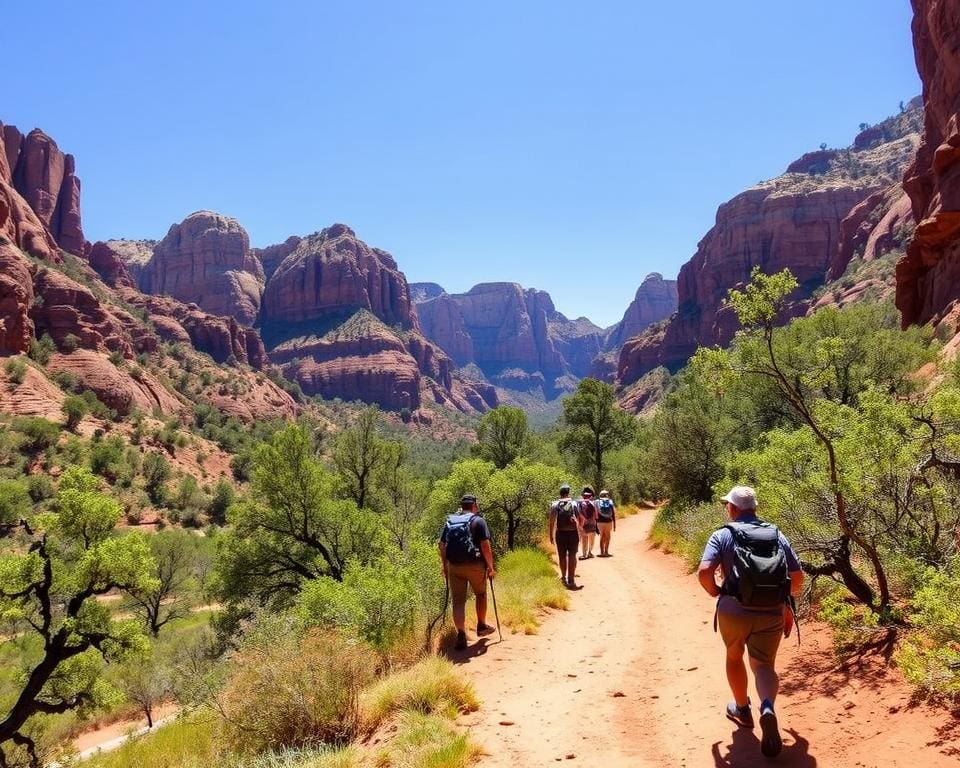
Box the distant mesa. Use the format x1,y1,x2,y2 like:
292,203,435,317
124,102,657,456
414,281,605,400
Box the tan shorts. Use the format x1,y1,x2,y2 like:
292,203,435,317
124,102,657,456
447,561,487,606
598,521,613,536
717,600,784,666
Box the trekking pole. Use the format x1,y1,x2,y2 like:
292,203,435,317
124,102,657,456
488,576,502,643
425,574,450,651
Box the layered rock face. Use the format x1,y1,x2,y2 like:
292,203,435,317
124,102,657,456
619,106,923,388
604,273,678,351
261,224,416,329
141,211,264,326
252,235,300,282
259,226,491,412
414,282,604,397
1,123,86,255
896,0,960,327
0,242,35,354
104,239,155,285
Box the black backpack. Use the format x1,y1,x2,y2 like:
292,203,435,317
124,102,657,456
597,498,615,522
723,521,791,608
555,499,577,531
443,513,481,563
580,499,596,521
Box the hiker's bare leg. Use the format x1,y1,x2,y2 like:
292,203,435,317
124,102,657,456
750,658,779,704
476,593,488,625
726,643,750,707
587,531,596,555
580,533,588,558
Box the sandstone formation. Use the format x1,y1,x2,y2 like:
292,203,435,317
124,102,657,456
31,266,133,357
259,226,491,412
252,235,301,281
103,239,155,285
414,282,604,398
260,224,417,329
0,242,35,354
88,241,137,289
1,123,86,255
47,350,187,417
618,105,923,389
123,292,268,369
409,282,445,303
604,273,678,351
896,0,960,327
141,211,264,326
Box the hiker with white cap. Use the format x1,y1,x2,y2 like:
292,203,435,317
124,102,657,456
697,485,804,759
596,489,616,557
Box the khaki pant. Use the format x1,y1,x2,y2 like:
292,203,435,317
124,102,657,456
717,603,784,665
447,561,487,607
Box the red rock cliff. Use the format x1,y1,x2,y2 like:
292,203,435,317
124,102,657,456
619,107,922,387
141,211,265,326
1,124,86,256
260,224,417,329
896,0,960,327
604,273,678,351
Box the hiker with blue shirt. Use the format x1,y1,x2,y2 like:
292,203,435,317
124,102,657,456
596,489,617,557
697,485,804,759
439,494,497,651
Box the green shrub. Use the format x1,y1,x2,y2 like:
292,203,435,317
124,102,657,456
25,475,54,503
28,334,56,365
895,563,960,696
300,555,418,653
817,585,880,652
4,356,28,385
219,628,375,754
13,416,60,453
50,369,80,392
142,452,171,504
0,479,31,526
60,332,81,353
89,434,126,481
207,479,236,526
62,393,89,431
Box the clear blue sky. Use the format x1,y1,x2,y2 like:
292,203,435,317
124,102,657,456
6,1,919,327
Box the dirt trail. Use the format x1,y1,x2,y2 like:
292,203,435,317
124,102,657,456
456,510,960,767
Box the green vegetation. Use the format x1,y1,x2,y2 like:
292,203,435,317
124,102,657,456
645,268,960,697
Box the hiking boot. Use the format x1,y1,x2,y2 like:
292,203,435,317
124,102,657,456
725,700,753,729
454,630,467,651
477,622,496,637
759,700,782,758
566,580,582,590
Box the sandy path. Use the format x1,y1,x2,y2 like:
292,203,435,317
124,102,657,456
457,510,960,767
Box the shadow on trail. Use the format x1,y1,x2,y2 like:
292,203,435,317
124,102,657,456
780,627,898,699
711,727,817,767
441,638,493,665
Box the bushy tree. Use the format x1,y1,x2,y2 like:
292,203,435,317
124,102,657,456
0,466,156,766
559,378,637,492
214,424,382,608
125,529,204,636
61,394,89,432
141,452,171,505
474,406,530,469
333,407,395,510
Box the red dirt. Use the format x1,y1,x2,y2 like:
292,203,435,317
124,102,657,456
457,510,960,767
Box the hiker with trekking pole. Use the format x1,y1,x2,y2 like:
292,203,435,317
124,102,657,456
697,485,804,759
439,494,499,651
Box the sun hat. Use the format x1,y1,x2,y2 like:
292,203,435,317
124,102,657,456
721,486,757,511
560,483,571,493
599,490,610,497
460,494,477,506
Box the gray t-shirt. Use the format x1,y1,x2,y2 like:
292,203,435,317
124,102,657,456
700,514,801,615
